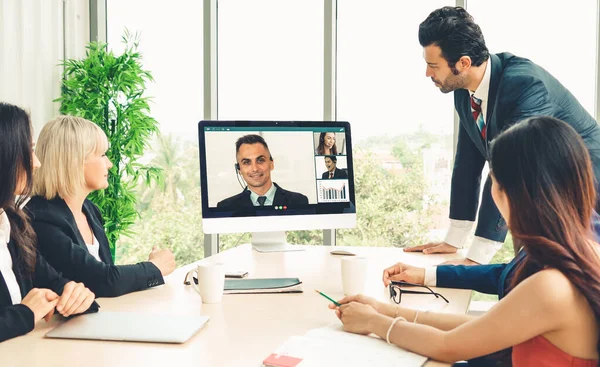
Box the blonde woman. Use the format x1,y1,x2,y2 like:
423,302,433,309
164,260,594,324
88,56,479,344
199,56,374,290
25,116,176,298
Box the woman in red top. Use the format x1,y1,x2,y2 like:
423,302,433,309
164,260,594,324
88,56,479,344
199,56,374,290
330,116,600,365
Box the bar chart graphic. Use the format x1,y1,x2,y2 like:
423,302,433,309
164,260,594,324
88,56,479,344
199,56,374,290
317,180,349,203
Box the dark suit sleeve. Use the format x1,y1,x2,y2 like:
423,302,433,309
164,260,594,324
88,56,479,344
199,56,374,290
33,252,100,314
436,263,508,295
322,172,328,179
0,304,35,342
32,221,164,298
449,122,486,221
32,251,69,294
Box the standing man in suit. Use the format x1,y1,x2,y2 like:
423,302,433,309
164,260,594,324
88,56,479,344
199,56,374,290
406,6,600,265
321,155,348,179
217,134,309,210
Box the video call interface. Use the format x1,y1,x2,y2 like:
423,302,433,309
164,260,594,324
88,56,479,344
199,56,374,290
201,125,353,214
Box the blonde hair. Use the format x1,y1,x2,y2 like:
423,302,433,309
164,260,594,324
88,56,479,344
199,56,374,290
33,115,109,199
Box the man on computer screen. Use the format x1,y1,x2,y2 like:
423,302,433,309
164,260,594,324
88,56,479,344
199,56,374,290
217,134,309,210
321,155,348,179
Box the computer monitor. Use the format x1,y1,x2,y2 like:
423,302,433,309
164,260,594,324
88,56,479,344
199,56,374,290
198,120,356,252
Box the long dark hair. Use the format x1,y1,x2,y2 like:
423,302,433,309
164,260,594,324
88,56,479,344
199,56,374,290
490,116,600,350
316,132,338,155
0,103,37,275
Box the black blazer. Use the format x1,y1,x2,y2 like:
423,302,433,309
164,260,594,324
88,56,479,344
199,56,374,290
452,53,600,242
25,196,164,298
216,182,309,211
1,241,99,342
321,169,348,179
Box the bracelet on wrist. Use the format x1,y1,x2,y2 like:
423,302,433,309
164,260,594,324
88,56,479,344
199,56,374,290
386,316,406,345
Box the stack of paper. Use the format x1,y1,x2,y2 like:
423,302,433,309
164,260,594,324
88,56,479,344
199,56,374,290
264,325,427,367
224,278,303,294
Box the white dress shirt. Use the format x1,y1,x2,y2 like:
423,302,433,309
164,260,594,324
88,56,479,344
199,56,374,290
0,211,23,304
432,58,503,281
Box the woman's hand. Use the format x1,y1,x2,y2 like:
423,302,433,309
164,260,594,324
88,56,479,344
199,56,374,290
21,288,59,322
336,302,380,335
149,246,176,276
382,262,425,286
56,281,95,317
328,294,387,314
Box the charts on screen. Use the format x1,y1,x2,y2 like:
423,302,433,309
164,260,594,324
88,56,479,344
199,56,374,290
318,180,349,203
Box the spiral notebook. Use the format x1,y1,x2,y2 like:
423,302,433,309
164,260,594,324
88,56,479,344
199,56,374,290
224,278,303,294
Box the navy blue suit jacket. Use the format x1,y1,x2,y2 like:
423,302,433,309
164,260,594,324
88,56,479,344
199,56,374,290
452,53,600,244
437,212,600,298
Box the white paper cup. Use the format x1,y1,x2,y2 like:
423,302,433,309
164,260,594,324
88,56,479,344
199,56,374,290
192,263,225,304
341,256,367,296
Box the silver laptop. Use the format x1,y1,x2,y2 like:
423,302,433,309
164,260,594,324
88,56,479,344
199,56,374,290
45,312,210,343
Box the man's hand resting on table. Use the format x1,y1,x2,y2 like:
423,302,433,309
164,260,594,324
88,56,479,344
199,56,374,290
403,242,480,266
404,241,458,254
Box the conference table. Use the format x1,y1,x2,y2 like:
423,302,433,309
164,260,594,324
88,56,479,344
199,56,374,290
1,244,472,367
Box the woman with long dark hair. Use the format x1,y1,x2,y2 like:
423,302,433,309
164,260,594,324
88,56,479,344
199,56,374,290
315,132,338,155
0,103,97,342
330,117,600,365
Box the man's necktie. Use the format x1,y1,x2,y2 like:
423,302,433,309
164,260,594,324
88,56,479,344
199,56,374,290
257,196,267,206
471,95,486,139
329,172,334,179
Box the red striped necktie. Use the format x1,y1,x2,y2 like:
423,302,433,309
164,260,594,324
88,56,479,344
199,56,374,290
471,95,486,139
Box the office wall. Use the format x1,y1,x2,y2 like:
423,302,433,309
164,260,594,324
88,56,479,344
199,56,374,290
0,0,88,134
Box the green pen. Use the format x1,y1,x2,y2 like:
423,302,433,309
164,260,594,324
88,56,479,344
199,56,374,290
315,289,342,307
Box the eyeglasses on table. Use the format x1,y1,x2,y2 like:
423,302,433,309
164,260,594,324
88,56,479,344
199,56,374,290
389,281,449,304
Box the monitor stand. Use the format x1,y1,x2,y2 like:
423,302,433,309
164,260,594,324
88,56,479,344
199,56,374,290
251,231,305,253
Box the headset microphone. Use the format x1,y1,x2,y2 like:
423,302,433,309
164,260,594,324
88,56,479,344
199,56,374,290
234,163,245,190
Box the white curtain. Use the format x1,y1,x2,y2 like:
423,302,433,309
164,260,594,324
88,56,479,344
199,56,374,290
0,0,89,135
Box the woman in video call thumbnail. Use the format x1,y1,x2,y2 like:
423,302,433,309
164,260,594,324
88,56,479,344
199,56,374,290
315,132,339,155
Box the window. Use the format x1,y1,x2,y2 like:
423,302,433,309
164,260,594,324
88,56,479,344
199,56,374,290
337,1,455,247
468,0,597,115
217,0,323,120
107,0,204,265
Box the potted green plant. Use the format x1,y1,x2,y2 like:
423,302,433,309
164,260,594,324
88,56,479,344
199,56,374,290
56,32,162,261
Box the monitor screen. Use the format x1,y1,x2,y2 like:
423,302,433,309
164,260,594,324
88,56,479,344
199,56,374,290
198,121,356,235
